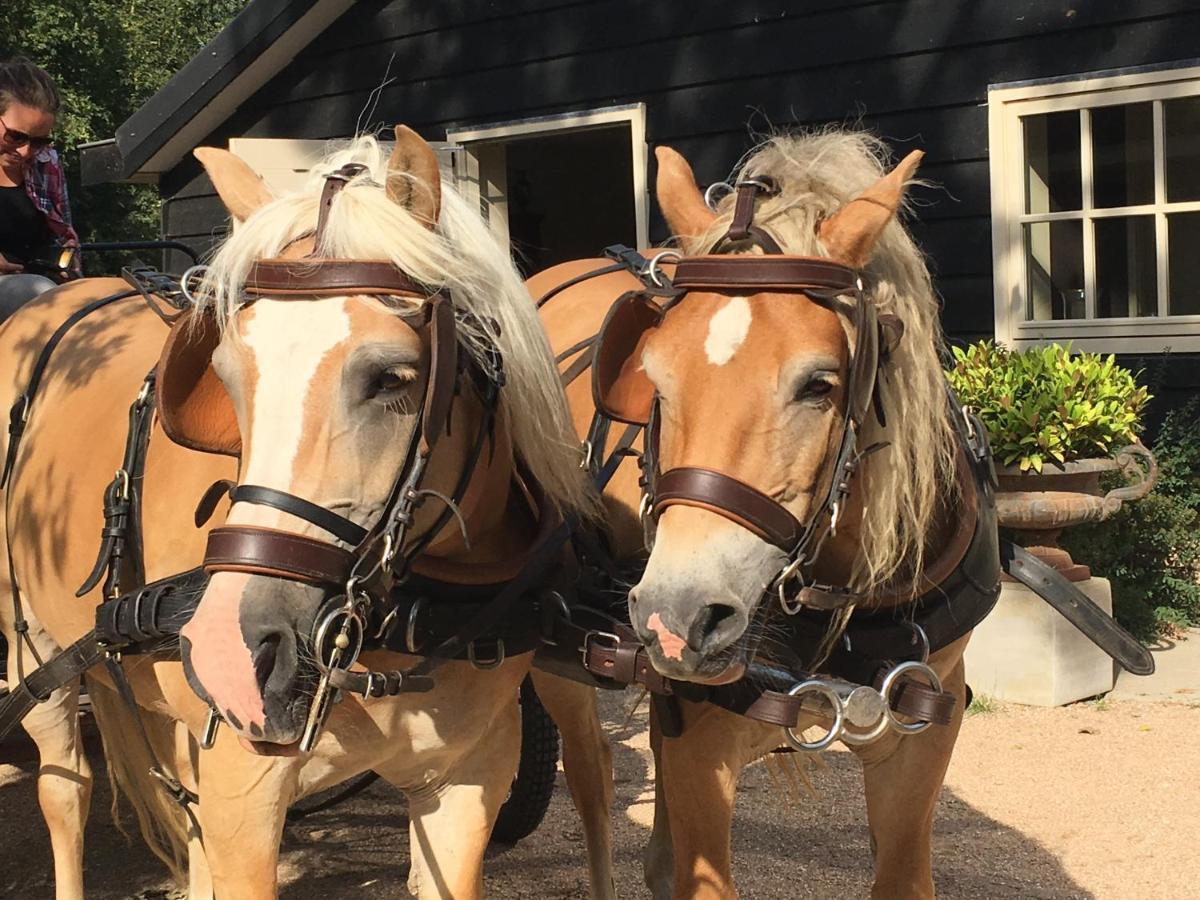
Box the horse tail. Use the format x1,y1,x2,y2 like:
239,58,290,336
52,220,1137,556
85,674,190,883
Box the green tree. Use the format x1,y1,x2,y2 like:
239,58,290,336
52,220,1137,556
3,0,245,272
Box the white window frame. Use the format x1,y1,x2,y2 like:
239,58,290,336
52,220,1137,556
445,103,649,249
989,64,1200,354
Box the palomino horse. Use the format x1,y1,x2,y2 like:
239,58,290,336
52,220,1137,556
534,130,997,899
1,128,614,899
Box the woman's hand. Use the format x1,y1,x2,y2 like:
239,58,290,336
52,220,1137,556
0,253,24,274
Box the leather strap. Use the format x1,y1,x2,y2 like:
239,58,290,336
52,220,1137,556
672,256,858,293
653,467,801,550
704,664,957,728
0,632,105,741
1000,540,1154,675
313,163,366,249
193,481,367,546
243,259,427,299
203,526,355,585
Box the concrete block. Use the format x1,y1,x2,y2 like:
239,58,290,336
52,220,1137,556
963,577,1114,706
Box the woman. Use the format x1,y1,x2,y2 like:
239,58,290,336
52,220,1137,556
0,57,78,323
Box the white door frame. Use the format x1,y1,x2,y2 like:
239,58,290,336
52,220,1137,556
445,103,649,249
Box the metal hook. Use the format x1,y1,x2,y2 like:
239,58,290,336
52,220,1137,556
704,181,733,211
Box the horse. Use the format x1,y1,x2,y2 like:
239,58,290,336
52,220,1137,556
0,127,616,900
533,129,998,899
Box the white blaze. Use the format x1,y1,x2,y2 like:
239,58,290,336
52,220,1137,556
238,299,352,490
704,296,751,366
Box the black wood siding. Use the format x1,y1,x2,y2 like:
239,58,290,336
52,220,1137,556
162,0,1200,354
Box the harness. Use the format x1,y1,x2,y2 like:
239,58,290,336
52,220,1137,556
535,176,1152,748
1,169,1153,781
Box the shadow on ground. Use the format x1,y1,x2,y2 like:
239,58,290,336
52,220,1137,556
0,693,1092,900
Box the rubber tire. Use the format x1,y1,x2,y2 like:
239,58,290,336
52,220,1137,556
489,676,560,844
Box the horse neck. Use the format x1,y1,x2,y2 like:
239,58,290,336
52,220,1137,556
408,390,538,583
813,448,968,611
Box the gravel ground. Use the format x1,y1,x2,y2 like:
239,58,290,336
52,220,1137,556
1,692,1197,899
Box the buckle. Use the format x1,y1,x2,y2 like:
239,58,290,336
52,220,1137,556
467,638,506,670
580,630,622,667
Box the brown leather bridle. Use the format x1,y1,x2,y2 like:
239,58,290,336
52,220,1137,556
591,179,902,613
159,164,503,747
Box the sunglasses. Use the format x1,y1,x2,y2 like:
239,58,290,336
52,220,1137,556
0,116,53,151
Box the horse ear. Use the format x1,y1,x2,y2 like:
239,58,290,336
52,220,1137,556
194,147,275,223
655,146,717,240
387,125,441,229
818,149,923,268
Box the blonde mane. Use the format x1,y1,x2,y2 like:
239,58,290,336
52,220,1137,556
195,135,596,517
686,130,957,592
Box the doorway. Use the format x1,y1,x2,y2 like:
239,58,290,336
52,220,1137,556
447,104,648,276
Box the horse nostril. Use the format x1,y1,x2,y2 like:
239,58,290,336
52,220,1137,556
686,603,738,652
252,634,280,694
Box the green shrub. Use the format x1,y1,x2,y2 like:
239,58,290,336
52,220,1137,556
1061,397,1200,640
946,342,1150,473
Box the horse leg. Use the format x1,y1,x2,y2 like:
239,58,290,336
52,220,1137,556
655,702,773,900
529,670,616,900
851,638,968,900
389,699,521,900
193,730,300,900
2,605,92,900
643,714,674,900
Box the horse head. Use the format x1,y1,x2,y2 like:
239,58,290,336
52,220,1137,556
622,138,946,682
172,127,502,750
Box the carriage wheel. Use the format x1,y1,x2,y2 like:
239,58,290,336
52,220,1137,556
489,676,560,844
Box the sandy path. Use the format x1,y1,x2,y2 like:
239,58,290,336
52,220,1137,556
1,694,1197,899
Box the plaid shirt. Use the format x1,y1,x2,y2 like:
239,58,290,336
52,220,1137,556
24,147,80,262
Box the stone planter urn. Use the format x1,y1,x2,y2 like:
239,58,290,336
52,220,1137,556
994,444,1158,580
965,444,1157,706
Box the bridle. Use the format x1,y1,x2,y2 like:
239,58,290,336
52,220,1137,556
591,178,904,618
160,164,502,749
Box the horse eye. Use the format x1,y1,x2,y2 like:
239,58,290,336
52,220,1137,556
794,375,835,403
370,367,416,400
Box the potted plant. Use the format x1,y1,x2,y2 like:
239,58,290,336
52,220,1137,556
946,342,1156,578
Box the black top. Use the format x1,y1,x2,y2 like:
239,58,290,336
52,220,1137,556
0,183,50,264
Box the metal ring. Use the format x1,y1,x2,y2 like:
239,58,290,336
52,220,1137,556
179,264,209,307
135,377,154,408
736,175,779,194
704,181,733,211
467,638,506,670
908,623,931,664
645,250,682,288
880,660,944,736
311,601,365,673
837,704,893,746
781,680,845,752
404,597,427,653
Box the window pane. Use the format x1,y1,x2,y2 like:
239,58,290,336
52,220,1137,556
1023,112,1082,213
1024,220,1084,320
1168,212,1200,316
1095,216,1157,318
1165,96,1200,202
1091,103,1154,208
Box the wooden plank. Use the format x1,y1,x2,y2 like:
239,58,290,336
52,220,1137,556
309,0,903,58
165,195,228,238
265,0,1192,111
936,275,998,338
241,12,1200,147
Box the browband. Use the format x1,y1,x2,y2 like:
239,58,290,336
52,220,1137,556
244,259,428,299
672,256,859,294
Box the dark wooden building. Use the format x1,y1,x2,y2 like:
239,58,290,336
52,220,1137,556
81,0,1200,408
